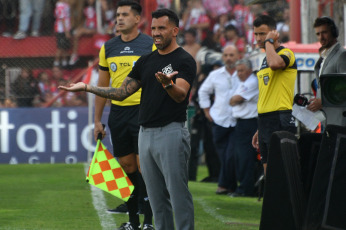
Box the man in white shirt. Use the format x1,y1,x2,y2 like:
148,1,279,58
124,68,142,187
198,45,240,195
230,59,258,197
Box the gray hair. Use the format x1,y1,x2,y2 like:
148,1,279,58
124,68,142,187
235,59,252,70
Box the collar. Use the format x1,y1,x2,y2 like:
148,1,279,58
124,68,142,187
321,42,338,59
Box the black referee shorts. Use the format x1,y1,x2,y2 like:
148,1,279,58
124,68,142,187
258,110,296,163
108,104,140,157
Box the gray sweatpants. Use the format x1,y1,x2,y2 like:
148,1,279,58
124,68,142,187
139,122,194,230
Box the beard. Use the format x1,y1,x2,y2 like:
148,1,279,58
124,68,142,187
155,36,172,50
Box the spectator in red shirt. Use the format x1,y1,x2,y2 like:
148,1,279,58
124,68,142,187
181,0,210,43
231,0,250,37
221,25,246,58
53,0,72,67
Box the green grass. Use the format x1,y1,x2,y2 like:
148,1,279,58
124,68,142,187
0,164,261,230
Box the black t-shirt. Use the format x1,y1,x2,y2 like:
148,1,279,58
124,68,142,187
128,47,196,127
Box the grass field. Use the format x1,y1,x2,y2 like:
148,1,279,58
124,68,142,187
0,163,262,230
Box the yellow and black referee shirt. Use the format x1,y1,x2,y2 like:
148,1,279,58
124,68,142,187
256,46,297,114
99,33,156,106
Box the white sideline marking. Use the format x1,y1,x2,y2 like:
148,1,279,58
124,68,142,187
194,197,231,223
84,163,117,230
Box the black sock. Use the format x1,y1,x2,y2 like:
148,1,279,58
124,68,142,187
126,170,140,226
138,172,153,225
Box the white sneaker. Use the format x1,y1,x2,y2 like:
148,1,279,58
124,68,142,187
2,32,12,37
13,31,27,40
53,60,60,66
69,53,79,65
31,31,39,37
62,59,68,67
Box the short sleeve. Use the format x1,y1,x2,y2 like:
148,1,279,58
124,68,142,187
98,44,108,71
128,56,144,81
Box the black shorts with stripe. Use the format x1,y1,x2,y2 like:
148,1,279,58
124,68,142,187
108,104,139,157
258,110,296,163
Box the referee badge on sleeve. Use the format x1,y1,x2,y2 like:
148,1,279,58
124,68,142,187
110,62,117,72
263,74,269,85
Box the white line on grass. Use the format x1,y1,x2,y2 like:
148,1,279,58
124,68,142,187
194,197,259,227
84,163,117,230
194,197,231,223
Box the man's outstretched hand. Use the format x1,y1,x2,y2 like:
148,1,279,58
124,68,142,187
58,82,86,92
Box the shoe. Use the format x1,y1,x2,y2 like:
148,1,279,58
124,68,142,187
31,31,39,37
107,203,128,214
61,59,68,67
143,224,155,230
117,222,141,230
13,31,27,40
229,192,245,198
53,60,60,66
215,188,229,195
69,53,79,65
2,32,12,37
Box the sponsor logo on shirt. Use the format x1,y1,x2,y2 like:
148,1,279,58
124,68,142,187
162,64,173,75
120,46,134,54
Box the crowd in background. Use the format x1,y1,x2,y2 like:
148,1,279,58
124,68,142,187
0,0,290,109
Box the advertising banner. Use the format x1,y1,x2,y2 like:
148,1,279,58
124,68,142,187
0,107,111,164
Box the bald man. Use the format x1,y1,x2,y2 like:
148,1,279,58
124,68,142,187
198,45,240,195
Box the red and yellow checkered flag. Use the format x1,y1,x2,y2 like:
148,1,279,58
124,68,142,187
86,139,134,202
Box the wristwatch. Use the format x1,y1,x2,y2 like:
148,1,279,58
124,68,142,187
164,82,173,89
264,38,274,45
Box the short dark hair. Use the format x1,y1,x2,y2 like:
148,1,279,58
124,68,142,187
117,0,142,15
152,9,179,27
225,24,239,36
185,28,197,37
253,15,277,30
313,16,339,38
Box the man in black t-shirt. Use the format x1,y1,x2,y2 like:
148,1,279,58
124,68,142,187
59,9,196,230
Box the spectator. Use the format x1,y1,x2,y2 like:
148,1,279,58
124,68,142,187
0,0,17,37
180,0,210,43
221,25,246,58
51,66,69,95
12,68,40,107
202,0,232,26
2,98,17,108
182,28,201,61
229,59,258,197
212,9,235,41
276,8,290,43
37,71,52,103
13,0,46,39
69,0,85,30
53,0,72,67
251,15,297,175
231,0,251,37
156,0,172,9
100,0,116,34
198,45,240,195
69,0,97,66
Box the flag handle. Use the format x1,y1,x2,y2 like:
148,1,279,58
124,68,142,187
97,124,106,140
86,124,105,183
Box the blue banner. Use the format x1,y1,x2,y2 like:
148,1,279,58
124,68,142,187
0,107,112,164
